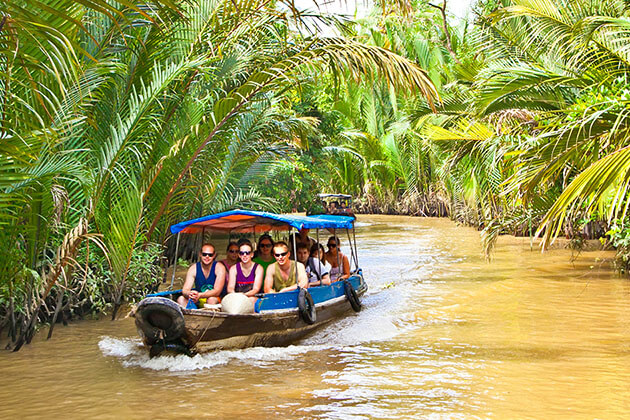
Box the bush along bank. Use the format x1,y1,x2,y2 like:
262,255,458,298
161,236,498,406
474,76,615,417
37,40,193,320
1,243,163,351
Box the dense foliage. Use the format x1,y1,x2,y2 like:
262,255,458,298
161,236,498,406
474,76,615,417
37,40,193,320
0,0,436,349
259,0,630,260
3,0,630,349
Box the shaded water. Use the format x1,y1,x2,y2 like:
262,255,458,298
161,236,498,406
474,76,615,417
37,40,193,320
1,216,629,419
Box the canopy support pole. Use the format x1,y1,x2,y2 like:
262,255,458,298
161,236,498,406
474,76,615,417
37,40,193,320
170,233,181,290
346,228,356,272
333,228,341,279
292,227,299,286
316,228,322,285
352,221,359,269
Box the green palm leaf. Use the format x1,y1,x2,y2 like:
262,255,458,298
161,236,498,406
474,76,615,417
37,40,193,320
537,146,630,247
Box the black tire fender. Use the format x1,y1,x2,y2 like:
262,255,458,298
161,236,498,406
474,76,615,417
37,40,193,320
149,341,195,358
135,297,185,342
344,280,361,312
298,288,316,325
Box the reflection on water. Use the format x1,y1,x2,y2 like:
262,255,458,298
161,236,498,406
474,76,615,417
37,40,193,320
1,215,629,419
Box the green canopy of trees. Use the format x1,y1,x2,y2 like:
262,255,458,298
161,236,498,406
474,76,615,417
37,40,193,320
2,0,630,350
0,0,436,349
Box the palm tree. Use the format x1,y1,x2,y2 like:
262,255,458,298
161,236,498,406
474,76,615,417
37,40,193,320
312,3,454,212
0,0,438,348
472,0,630,248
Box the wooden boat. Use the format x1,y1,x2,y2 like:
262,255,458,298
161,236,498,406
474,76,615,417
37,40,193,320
133,209,367,356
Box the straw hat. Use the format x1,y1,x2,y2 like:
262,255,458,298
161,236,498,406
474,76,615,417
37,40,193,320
221,292,254,314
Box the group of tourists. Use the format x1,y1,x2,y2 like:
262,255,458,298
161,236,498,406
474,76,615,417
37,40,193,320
177,230,352,309
325,200,353,216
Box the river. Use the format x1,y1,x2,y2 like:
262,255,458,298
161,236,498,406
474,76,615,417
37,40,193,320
1,215,629,419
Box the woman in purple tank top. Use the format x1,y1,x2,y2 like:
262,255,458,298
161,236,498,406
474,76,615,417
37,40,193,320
227,241,263,301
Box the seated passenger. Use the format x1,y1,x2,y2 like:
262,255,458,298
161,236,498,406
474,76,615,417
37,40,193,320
339,200,352,215
253,234,275,280
296,243,330,287
220,242,239,272
227,240,263,302
324,236,350,281
264,241,308,293
311,244,330,262
288,228,316,256
219,242,239,297
311,243,332,272
178,243,226,308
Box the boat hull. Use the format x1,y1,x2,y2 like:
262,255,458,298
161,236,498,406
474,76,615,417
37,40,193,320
135,273,367,354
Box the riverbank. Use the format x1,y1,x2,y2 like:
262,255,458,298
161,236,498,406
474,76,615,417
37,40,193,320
351,193,614,254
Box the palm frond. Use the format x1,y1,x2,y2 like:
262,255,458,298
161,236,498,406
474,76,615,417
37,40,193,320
537,145,630,247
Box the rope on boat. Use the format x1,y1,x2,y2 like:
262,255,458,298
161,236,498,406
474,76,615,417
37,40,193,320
190,308,218,350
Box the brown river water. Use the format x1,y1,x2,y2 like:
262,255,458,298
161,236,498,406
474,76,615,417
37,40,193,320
1,215,629,419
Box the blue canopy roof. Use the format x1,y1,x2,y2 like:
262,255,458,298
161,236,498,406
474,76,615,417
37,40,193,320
170,209,355,234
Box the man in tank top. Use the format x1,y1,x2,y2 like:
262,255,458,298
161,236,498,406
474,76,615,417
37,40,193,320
177,243,226,308
264,241,308,293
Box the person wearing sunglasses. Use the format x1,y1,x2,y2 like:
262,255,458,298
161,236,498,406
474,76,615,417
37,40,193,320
177,243,226,308
227,240,263,300
253,234,276,279
264,241,308,293
324,236,350,282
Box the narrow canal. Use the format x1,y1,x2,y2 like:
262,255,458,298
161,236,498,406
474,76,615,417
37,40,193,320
1,215,628,419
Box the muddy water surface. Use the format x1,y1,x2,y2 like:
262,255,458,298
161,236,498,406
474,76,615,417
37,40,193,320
1,216,628,419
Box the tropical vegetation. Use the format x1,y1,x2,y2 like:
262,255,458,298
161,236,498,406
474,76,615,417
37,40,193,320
3,0,630,350
272,0,630,259
0,0,436,349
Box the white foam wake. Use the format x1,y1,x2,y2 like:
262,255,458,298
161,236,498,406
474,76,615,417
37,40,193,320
99,336,143,357
99,337,329,372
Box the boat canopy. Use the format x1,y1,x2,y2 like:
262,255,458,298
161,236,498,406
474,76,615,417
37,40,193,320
170,209,355,234
318,193,352,199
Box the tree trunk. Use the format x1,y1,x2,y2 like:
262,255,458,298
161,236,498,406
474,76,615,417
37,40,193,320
47,289,64,340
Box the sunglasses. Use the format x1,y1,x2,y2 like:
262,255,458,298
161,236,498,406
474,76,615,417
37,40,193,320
228,249,239,253
239,250,252,256
327,243,337,248
260,243,272,248
201,252,215,257
274,251,289,258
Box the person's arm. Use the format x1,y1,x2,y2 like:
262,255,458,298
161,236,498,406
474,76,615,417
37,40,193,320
297,262,309,289
340,254,350,280
264,264,275,293
182,265,199,302
320,273,331,285
313,258,330,286
227,265,237,293
200,263,225,298
246,265,264,297
221,261,229,289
